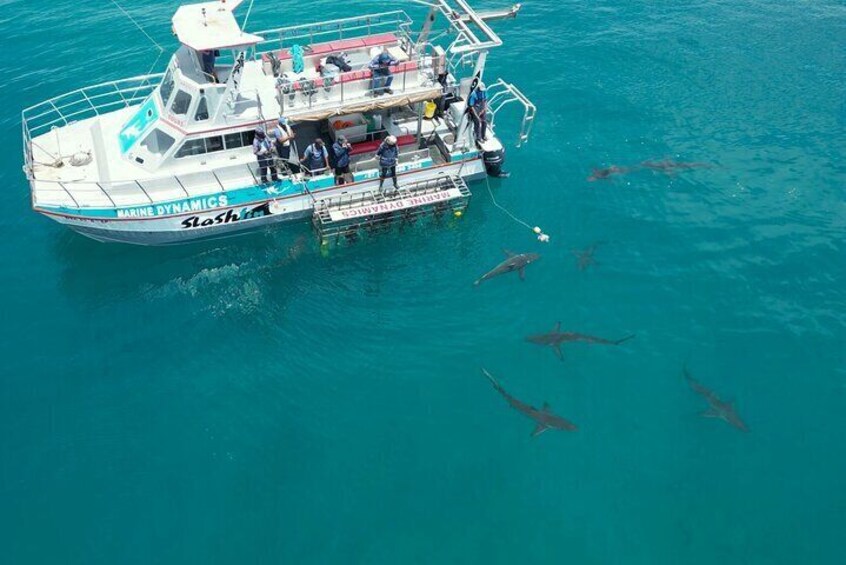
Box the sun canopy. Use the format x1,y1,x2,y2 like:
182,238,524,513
172,1,263,51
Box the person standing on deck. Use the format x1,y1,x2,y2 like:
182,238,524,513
200,49,220,83
272,117,299,174
376,135,400,192
332,135,353,185
368,47,398,96
252,128,279,184
302,138,330,176
467,81,488,142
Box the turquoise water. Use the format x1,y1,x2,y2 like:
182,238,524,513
2,0,845,563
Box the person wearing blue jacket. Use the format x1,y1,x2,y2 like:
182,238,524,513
376,135,399,192
332,135,353,185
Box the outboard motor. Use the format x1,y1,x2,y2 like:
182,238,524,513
483,147,509,178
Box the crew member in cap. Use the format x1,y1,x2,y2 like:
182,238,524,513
332,135,353,185
467,81,488,142
271,116,298,174
376,135,400,192
252,127,279,184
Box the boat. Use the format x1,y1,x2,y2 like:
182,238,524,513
21,0,536,245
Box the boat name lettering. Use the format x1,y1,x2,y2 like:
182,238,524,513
116,195,229,218
328,189,461,222
180,203,272,229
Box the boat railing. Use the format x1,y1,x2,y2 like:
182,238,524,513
251,11,413,57
352,148,433,173
485,78,536,147
30,161,268,210
22,74,163,140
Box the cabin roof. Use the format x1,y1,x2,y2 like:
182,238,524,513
172,1,263,51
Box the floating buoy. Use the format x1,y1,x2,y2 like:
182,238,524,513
454,210,463,218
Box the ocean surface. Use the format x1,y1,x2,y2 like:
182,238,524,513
1,1,845,563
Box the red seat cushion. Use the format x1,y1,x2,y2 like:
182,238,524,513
330,39,365,51
363,33,398,47
349,140,382,156
396,135,417,147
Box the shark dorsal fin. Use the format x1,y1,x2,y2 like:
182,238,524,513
553,322,561,332
542,402,551,412
503,248,515,257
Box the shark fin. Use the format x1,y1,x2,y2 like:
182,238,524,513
518,266,526,280
531,423,549,437
542,402,551,412
503,248,515,257
553,344,563,361
700,408,720,418
553,321,561,332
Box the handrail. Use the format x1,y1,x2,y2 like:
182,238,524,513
22,73,163,139
252,11,412,56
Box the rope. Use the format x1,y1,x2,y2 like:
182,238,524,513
243,0,256,29
109,0,163,52
485,175,550,242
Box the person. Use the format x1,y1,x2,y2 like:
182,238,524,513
376,135,399,192
252,128,279,184
200,49,220,83
271,117,299,174
467,81,488,142
368,47,398,96
302,138,330,176
332,135,353,185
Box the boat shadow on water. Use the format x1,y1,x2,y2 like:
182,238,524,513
49,222,317,312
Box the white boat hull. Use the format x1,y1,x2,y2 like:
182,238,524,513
36,159,486,245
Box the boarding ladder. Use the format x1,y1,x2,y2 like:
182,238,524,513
312,174,471,245
485,78,536,147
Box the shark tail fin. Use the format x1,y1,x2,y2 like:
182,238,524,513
614,334,636,345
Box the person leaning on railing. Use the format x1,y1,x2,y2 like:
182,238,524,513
376,135,400,193
302,138,330,177
467,81,488,142
253,128,279,184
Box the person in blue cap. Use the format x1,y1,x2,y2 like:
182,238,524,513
376,135,400,192
332,135,353,185
368,47,398,96
252,127,278,184
271,116,298,173
467,81,488,142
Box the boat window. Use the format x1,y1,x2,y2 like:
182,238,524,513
175,138,206,158
224,132,244,149
171,90,192,116
195,96,209,121
139,129,176,156
159,70,175,105
223,130,256,150
205,136,224,153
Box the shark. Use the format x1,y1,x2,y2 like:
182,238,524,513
684,365,748,432
572,242,604,271
587,165,631,182
474,250,540,285
482,369,577,436
526,322,635,360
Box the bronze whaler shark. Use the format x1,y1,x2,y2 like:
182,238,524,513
526,322,635,360
482,369,577,436
587,165,631,182
474,250,540,286
684,365,748,432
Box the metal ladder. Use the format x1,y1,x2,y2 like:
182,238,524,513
485,78,537,147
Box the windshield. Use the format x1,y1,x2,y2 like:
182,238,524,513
159,70,175,106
